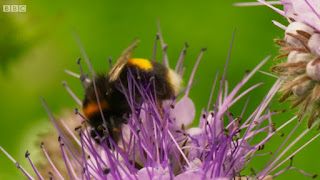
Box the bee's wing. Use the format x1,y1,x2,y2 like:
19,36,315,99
108,39,140,82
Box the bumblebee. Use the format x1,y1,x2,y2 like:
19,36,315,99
82,40,182,145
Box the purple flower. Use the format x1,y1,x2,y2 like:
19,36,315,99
1,29,319,179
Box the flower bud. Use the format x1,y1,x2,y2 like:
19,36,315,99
306,58,320,81
287,51,315,63
308,33,320,55
291,77,313,96
285,22,314,47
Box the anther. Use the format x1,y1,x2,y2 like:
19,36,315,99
290,155,294,160
62,81,68,87
75,126,82,131
102,168,111,175
181,124,186,130
257,145,264,150
15,162,20,169
25,150,30,158
162,45,168,51
48,172,53,179
77,57,81,64
312,174,318,178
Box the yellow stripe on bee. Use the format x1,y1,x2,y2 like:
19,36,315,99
128,58,153,70
82,101,108,119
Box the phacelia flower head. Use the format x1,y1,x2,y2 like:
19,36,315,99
238,0,320,128
1,29,320,180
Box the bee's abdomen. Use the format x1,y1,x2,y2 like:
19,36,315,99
121,59,182,100
82,101,109,120
127,58,153,70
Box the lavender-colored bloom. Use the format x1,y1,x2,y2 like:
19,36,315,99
1,29,320,179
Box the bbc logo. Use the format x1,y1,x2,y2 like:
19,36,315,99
3,5,26,12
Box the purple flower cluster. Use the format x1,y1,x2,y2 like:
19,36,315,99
1,27,320,179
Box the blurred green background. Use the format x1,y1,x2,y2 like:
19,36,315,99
1,0,319,179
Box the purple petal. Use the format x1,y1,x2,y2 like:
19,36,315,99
174,171,206,180
280,0,296,20
186,128,205,160
289,0,320,31
169,96,196,127
308,33,320,56
137,167,170,180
